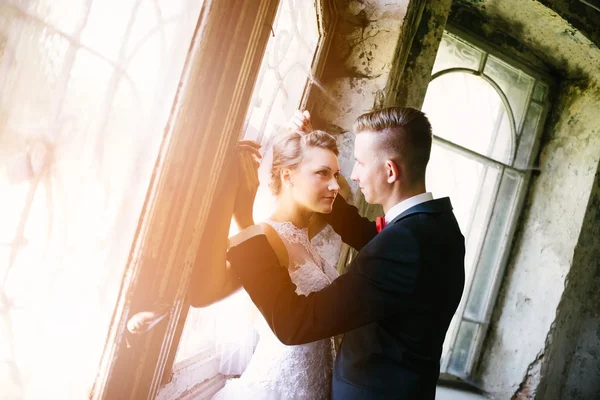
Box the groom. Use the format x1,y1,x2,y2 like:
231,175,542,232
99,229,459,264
228,107,465,399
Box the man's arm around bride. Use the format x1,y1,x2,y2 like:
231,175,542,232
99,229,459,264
228,107,466,400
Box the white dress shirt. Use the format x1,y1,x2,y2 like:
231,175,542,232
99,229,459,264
384,192,434,224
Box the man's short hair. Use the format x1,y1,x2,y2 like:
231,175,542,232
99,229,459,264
353,107,433,183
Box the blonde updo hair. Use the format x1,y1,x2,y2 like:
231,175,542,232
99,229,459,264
270,129,339,196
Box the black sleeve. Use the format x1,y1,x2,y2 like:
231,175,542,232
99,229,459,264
322,196,378,251
228,229,420,345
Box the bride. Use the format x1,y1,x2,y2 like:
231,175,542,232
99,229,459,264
211,122,347,399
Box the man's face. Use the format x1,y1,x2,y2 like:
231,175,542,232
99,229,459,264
350,131,389,205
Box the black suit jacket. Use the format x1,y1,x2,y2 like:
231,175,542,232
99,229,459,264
228,196,465,399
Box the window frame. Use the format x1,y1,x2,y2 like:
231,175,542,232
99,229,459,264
164,0,340,392
427,25,554,378
89,1,282,399
241,0,338,147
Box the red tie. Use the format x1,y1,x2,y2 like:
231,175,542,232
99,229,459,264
376,216,386,233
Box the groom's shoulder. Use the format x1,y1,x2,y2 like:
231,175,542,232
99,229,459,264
351,225,421,281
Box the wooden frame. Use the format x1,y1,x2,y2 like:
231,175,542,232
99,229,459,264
90,1,281,398
301,0,338,113
161,1,341,395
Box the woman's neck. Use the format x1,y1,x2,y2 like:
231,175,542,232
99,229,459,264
270,198,314,229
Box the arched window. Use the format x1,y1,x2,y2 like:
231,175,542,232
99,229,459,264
422,29,551,378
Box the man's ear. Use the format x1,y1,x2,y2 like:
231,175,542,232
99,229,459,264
386,159,400,184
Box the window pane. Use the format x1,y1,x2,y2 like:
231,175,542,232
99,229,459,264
532,81,547,103
484,55,534,131
431,32,484,75
514,103,544,170
428,30,550,378
427,145,498,242
0,1,203,398
174,291,259,366
423,72,514,164
242,0,320,143
465,170,522,321
175,306,218,364
447,321,479,377
427,144,500,358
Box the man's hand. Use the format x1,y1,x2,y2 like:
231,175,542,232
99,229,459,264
233,140,261,229
288,110,314,133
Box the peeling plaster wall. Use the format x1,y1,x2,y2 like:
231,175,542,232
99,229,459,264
475,81,600,399
452,0,600,80
311,0,409,138
309,0,409,200
538,147,600,400
536,0,600,49
385,0,452,109
309,0,451,197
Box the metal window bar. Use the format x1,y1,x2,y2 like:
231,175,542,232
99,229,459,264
430,67,518,165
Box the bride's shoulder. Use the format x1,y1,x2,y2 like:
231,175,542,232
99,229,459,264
258,222,289,268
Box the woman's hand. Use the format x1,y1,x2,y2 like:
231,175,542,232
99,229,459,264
232,140,261,230
288,110,314,133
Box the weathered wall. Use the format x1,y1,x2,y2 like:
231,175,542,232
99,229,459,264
311,0,451,171
311,0,409,138
310,0,409,199
385,0,452,109
534,101,600,399
539,152,600,400
475,81,600,399
535,0,600,49
451,0,600,80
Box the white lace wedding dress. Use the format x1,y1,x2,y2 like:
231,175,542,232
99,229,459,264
212,220,339,400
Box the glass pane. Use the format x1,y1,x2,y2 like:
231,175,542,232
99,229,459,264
0,1,203,398
431,32,484,75
243,0,321,144
423,72,514,164
429,30,551,378
427,144,501,359
447,321,479,376
14,0,94,38
465,170,523,321
514,103,544,170
532,81,547,103
484,55,534,131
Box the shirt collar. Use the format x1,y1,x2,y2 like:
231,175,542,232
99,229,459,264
385,192,434,224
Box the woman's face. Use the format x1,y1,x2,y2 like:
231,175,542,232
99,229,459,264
284,146,341,214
